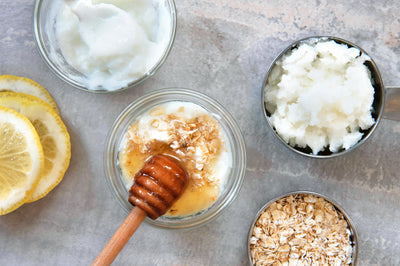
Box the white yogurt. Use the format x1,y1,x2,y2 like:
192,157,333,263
119,101,233,216
136,102,215,141
121,101,232,192
265,39,375,154
56,0,172,91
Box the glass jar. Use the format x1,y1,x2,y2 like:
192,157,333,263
104,88,247,228
33,0,177,93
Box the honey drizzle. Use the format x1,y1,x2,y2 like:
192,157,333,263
119,111,224,217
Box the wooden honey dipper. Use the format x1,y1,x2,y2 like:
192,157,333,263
93,154,188,265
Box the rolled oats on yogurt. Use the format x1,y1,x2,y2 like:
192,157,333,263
249,193,355,265
118,101,233,217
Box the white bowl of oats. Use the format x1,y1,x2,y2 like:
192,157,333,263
104,88,246,229
248,191,358,265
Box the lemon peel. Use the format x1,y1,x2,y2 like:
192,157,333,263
0,75,59,114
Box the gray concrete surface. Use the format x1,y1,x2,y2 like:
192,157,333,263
1,0,399,265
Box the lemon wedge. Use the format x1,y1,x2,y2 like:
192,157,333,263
0,75,59,114
0,106,44,215
0,95,71,202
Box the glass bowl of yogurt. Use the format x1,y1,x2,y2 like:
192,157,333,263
34,0,177,93
104,88,247,229
262,36,385,158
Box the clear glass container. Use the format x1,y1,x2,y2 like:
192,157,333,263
33,0,177,93
104,88,247,229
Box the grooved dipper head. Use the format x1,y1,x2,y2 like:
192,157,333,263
128,154,188,219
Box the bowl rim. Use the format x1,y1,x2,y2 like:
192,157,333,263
247,190,359,265
104,88,247,229
33,0,178,93
261,35,386,158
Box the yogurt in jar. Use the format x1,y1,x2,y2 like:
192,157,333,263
55,0,172,91
119,101,233,217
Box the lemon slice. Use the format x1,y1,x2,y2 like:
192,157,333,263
0,91,47,104
0,106,44,215
0,95,71,202
0,75,59,114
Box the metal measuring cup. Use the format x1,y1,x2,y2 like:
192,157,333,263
247,191,359,265
261,36,400,158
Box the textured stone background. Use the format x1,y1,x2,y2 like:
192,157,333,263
0,0,399,265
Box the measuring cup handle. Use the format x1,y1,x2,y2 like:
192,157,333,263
383,86,400,121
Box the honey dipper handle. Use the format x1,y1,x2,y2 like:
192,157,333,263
92,207,147,266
